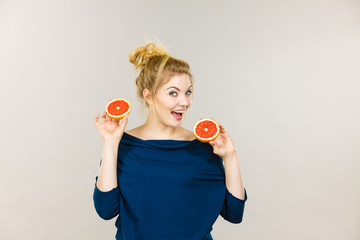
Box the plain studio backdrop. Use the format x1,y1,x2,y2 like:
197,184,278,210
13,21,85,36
1,0,359,239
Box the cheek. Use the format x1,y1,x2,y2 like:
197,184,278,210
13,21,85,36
189,97,193,104
160,99,175,112
166,98,177,107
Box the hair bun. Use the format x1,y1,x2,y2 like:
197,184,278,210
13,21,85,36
129,43,169,70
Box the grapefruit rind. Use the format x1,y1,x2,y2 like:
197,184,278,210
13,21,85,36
106,98,131,120
193,118,220,143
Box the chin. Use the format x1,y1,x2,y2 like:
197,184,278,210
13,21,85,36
170,120,182,127
171,121,182,128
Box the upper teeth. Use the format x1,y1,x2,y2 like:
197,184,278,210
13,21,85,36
173,110,184,113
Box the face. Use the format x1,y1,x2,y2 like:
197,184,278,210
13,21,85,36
147,73,193,128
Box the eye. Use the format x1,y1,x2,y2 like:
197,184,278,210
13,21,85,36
169,91,177,96
186,90,192,95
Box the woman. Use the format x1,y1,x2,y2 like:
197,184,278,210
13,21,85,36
93,42,247,240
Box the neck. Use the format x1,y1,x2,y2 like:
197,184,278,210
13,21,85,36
140,112,182,139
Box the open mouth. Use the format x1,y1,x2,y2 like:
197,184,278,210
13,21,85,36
171,111,183,120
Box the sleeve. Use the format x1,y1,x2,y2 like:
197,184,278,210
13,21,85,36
93,176,120,220
220,187,247,223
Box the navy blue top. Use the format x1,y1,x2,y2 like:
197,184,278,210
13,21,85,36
93,132,247,240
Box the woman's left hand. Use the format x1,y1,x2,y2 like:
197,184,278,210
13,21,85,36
208,120,237,159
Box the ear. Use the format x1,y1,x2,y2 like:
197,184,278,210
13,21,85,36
143,88,152,105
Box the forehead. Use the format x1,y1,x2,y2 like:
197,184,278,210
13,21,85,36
162,73,191,88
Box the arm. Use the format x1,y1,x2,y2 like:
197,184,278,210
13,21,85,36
97,142,119,191
93,141,120,220
223,152,245,200
220,152,247,223
208,121,247,224
93,112,129,220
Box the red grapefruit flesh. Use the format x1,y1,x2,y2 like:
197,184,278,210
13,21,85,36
106,98,131,120
193,119,220,142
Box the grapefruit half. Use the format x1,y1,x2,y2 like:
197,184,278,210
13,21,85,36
193,119,220,142
106,98,131,120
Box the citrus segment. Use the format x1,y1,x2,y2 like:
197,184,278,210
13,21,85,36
193,119,220,142
106,98,131,120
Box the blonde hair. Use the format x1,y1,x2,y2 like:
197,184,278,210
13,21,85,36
129,42,194,110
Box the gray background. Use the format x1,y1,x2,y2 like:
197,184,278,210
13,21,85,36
1,0,359,239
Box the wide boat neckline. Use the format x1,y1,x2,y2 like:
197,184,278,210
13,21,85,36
123,131,198,142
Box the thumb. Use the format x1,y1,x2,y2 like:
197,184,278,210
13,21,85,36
119,114,129,129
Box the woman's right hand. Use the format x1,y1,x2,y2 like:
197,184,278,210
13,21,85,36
94,111,129,143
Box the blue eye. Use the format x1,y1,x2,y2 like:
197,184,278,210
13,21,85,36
169,90,192,96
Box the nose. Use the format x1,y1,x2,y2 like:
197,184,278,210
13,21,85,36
178,94,192,110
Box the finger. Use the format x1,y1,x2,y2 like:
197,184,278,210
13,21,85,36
122,114,129,125
210,138,217,143
105,112,112,121
113,116,121,124
217,122,225,131
94,113,100,126
100,112,107,122
209,140,216,146
119,114,129,130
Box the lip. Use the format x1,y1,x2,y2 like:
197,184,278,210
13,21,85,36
171,111,183,120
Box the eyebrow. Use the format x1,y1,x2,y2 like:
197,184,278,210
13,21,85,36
166,85,192,91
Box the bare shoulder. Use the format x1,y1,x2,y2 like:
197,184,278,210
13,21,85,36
125,127,142,137
181,128,196,141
